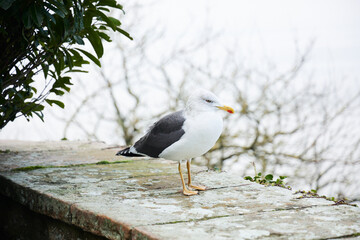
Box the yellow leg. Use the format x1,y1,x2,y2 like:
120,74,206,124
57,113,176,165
187,160,206,191
179,162,198,196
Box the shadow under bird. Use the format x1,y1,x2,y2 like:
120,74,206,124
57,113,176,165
116,89,234,196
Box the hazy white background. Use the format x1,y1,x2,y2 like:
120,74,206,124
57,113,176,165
1,0,359,146
1,0,360,142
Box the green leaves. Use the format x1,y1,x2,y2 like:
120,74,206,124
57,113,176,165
51,76,73,93
45,99,65,108
244,172,290,189
1,0,132,128
265,174,273,181
97,0,119,8
76,48,101,67
116,27,133,40
30,4,44,27
43,2,67,18
47,0,68,17
0,0,16,10
87,28,103,58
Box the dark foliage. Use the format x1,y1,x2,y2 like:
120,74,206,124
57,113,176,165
0,0,132,128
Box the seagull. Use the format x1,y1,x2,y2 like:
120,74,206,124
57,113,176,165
116,89,234,196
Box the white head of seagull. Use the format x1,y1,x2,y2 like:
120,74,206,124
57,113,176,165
186,89,234,114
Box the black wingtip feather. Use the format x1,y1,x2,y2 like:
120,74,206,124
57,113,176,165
116,147,144,157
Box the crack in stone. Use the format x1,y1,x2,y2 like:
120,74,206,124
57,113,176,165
152,183,253,197
143,214,235,226
315,232,360,240
67,203,74,223
136,204,335,228
206,183,253,190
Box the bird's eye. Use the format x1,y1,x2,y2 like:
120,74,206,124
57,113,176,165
205,99,213,103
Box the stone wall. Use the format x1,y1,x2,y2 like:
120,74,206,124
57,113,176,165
0,141,359,239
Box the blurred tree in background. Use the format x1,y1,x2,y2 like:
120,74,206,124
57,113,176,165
0,0,132,129
55,4,360,203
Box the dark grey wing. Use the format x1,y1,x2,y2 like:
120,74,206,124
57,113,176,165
133,110,186,158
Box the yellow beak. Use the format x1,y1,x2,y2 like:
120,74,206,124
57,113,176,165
217,105,234,114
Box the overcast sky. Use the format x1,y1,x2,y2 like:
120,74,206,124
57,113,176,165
1,0,360,141
148,0,360,78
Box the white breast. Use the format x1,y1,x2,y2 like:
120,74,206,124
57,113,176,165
159,111,223,160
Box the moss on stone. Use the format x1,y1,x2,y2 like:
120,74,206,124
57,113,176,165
95,160,132,165
12,165,48,171
0,149,11,153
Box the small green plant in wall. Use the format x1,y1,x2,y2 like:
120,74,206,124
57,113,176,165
244,163,358,207
244,162,291,189
244,172,291,190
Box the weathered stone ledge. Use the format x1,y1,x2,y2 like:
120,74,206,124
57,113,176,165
0,140,359,240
